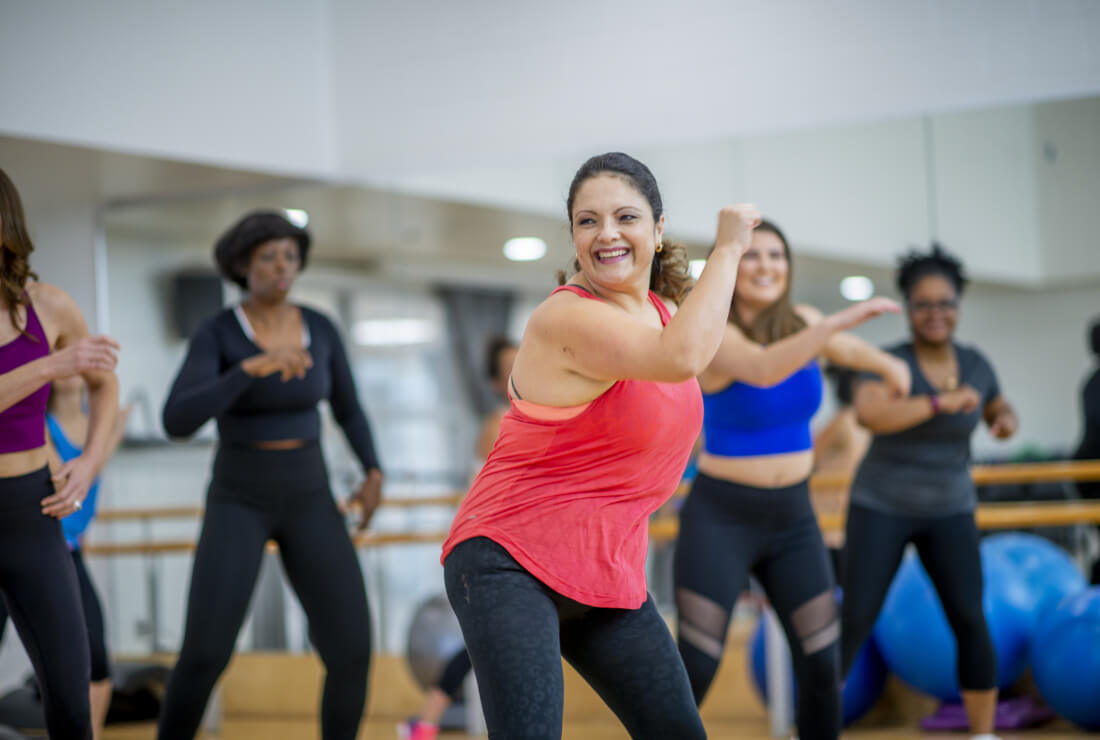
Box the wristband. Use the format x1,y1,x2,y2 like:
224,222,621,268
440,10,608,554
929,394,940,414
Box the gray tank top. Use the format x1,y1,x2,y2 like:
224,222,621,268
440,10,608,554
849,341,1000,517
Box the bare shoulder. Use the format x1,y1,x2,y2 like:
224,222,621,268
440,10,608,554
794,303,825,326
527,287,602,332
26,281,87,344
26,281,78,314
658,295,678,316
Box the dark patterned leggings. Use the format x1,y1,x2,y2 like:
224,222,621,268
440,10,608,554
444,537,705,740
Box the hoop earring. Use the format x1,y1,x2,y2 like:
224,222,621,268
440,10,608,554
655,240,664,253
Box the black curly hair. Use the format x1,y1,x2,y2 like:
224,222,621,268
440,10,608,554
896,243,968,300
485,334,517,381
213,210,311,290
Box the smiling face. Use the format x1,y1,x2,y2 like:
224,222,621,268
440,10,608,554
242,237,300,300
906,273,958,346
570,174,664,293
734,227,790,312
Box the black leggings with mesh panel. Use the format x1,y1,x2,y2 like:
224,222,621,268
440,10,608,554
674,473,841,740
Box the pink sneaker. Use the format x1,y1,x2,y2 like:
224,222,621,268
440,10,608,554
397,718,439,740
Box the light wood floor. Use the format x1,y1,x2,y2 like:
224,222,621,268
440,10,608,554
97,718,1096,739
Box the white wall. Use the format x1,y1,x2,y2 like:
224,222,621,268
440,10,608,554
4,1,1098,184
0,0,337,177
331,0,1100,179
1036,97,1100,282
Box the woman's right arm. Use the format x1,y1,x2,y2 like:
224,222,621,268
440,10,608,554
0,335,118,414
534,205,760,384
854,377,980,435
161,323,255,437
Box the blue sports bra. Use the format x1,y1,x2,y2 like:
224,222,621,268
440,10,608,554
702,362,823,457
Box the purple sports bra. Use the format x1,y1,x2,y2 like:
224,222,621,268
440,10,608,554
0,299,51,453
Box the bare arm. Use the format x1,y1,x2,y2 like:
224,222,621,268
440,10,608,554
534,205,760,384
984,395,1018,439
31,285,120,517
0,322,117,414
0,358,54,414
704,299,900,388
824,331,911,397
853,379,934,435
855,377,981,435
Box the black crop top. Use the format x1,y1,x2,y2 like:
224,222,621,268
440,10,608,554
162,306,380,472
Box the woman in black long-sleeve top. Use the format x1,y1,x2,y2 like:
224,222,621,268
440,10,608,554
157,211,382,740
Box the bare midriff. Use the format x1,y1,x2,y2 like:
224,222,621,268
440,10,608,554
697,448,815,488
0,445,49,479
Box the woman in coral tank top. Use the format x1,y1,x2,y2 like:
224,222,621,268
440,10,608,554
441,152,759,739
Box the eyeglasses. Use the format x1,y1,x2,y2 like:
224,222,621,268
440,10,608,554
909,299,958,314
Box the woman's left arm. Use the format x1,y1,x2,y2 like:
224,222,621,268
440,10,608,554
38,287,119,517
325,316,383,531
797,305,911,397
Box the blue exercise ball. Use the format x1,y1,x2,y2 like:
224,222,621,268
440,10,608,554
979,532,1086,629
1031,587,1100,730
871,549,1032,701
749,613,887,725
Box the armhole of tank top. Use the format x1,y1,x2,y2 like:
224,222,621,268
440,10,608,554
647,291,672,327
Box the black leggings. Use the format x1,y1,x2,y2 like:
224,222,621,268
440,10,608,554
437,648,471,701
0,547,110,682
675,474,840,740
444,537,705,740
840,503,995,691
0,468,92,739
157,443,371,740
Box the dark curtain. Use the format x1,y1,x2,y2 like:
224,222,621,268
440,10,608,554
435,286,516,418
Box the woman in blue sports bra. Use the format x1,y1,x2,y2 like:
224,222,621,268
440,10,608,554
673,220,910,740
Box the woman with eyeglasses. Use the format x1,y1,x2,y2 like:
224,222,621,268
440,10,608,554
839,244,1018,740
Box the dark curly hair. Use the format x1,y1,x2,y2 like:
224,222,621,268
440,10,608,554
213,210,311,290
0,167,40,340
896,243,968,300
485,334,517,381
1090,319,1100,358
558,152,693,305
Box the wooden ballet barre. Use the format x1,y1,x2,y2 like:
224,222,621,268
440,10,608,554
94,495,467,522
806,459,1100,493
88,460,1100,537
81,498,1100,557
96,506,204,522
82,531,455,557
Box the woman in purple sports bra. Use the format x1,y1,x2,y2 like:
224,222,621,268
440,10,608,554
0,166,120,740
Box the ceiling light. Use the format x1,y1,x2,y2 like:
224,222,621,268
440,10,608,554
840,276,874,301
283,208,309,228
503,237,547,262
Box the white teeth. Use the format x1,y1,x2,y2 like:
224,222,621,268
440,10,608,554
599,248,628,259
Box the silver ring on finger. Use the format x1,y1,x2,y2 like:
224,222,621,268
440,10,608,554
73,500,83,511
